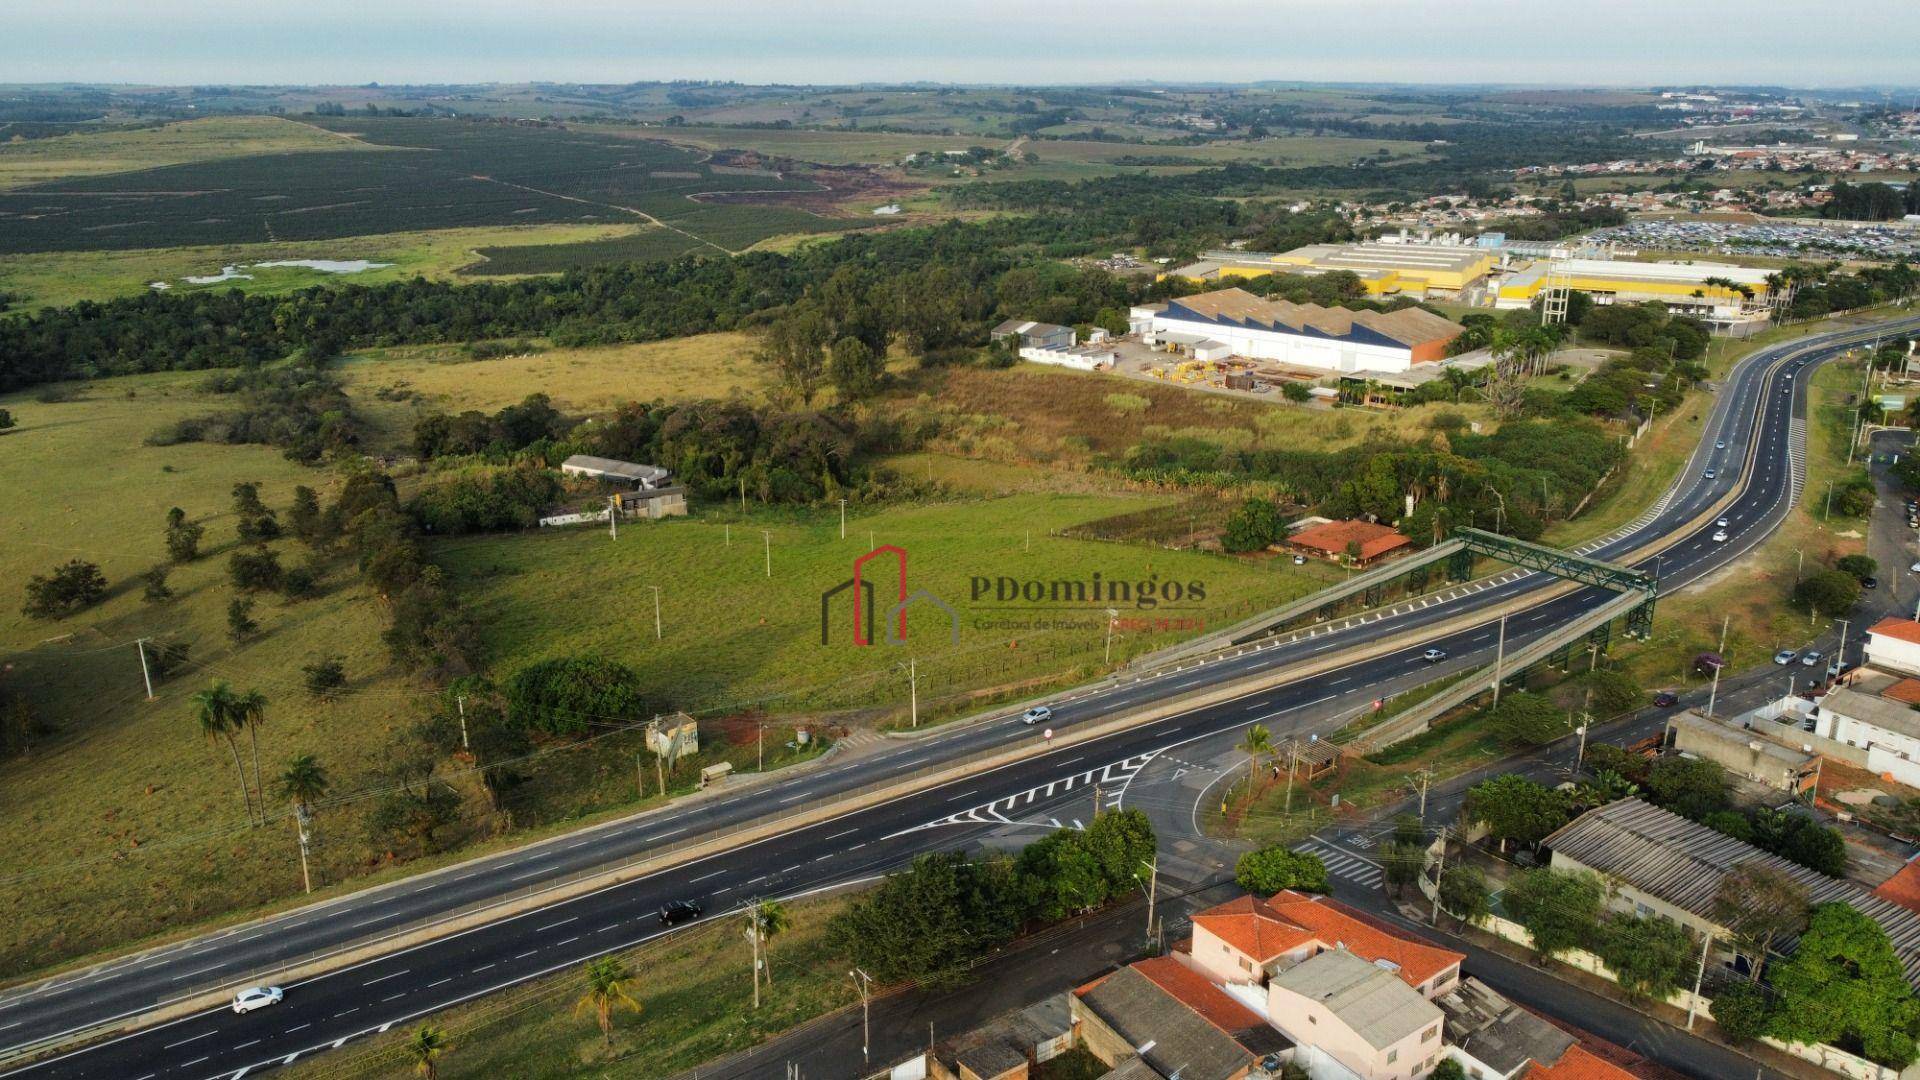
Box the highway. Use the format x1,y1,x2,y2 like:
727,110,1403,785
6,312,1919,1079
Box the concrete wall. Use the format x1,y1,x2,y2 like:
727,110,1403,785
1866,634,1920,677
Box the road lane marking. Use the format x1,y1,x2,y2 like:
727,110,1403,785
535,917,578,932
427,978,454,988
162,1029,216,1049
362,969,409,986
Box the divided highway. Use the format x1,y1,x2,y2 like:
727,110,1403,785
7,314,1919,1080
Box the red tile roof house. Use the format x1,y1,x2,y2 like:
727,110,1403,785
1287,520,1413,567
1180,891,1464,1000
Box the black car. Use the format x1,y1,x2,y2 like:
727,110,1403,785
1653,691,1679,708
1863,577,1880,590
659,900,704,927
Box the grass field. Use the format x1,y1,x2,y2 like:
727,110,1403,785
339,332,773,450
437,492,1332,724
0,222,645,308
1023,135,1433,167
0,115,364,189
595,124,992,164
282,889,860,1078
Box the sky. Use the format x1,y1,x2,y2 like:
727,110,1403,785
6,0,1916,89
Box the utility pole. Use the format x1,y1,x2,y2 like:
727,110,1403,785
135,638,154,701
839,498,847,540
608,495,619,540
1686,931,1714,1031
1492,614,1509,706
1429,826,1448,926
457,694,469,751
907,657,918,728
1093,782,1104,821
850,969,873,1065
294,802,314,894
635,753,646,799
1411,766,1432,821
1284,741,1300,815
725,522,730,546
1717,614,1731,655
1836,618,1852,673
1707,662,1723,719
1105,609,1118,664
763,530,771,578
650,585,662,641
748,906,762,1010
1824,479,1835,521
1796,547,1805,583
1575,714,1590,775
1139,859,1158,948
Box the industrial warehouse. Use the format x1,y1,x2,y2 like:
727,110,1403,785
1128,287,1463,374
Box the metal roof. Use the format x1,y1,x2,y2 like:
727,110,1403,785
1269,949,1440,1050
1544,799,1920,981
1818,686,1920,741
1078,966,1253,1080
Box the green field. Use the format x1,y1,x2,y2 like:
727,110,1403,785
0,115,365,189
594,124,994,165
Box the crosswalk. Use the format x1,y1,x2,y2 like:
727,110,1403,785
1295,839,1382,889
888,751,1160,836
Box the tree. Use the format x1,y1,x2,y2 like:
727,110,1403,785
1711,863,1808,981
1750,808,1847,877
1381,843,1425,897
1595,912,1695,1001
1488,692,1567,747
749,899,792,996
191,681,255,823
1393,813,1426,848
302,655,347,700
1430,1061,1467,1080
1794,569,1860,616
1504,868,1602,960
503,656,654,737
227,596,258,642
827,336,885,401
1464,775,1570,851
1236,846,1329,894
233,481,281,543
1237,724,1272,806
1081,809,1156,893
288,485,327,546
233,689,269,822
1709,979,1774,1042
1438,865,1491,926
1576,669,1642,718
1221,498,1283,553
756,307,830,405
141,565,173,603
165,511,206,563
228,548,285,592
277,753,329,815
829,851,1020,986
574,956,642,1045
1769,902,1920,1067
404,1024,451,1079
0,407,13,432
1837,554,1878,582
1647,756,1728,820
21,559,107,620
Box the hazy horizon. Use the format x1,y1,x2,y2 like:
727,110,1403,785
6,0,1916,89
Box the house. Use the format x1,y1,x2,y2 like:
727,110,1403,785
1434,976,1635,1080
990,319,1077,351
558,454,672,490
1129,288,1463,375
1286,520,1413,567
1662,710,1819,794
1543,798,1920,982
1184,891,1464,1000
1865,617,1920,678
932,997,1074,1080
1072,962,1270,1080
614,484,688,520
1265,949,1446,1080
1807,684,1920,789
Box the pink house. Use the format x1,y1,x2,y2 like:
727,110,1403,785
1184,891,1464,1000
1268,949,1447,1080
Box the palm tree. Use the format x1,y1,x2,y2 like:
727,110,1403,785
574,956,642,1046
191,681,254,823
404,1024,451,1079
750,899,792,991
1442,366,1474,402
233,688,269,825
1238,723,1272,807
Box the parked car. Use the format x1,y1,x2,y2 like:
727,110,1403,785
1291,554,1307,565
1773,649,1798,665
1022,705,1053,725
659,900,703,927
1421,648,1448,663
232,986,284,1014
1653,691,1680,707
1908,561,1920,573
1863,577,1879,590
1801,650,1824,668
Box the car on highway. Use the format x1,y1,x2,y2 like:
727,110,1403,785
1704,469,1717,479
1801,650,1824,668
1421,648,1448,663
231,986,283,1014
1715,441,1726,450
1712,530,1729,543
1653,691,1680,707
1021,705,1053,725
1716,517,1729,528
659,900,703,927
1774,649,1798,665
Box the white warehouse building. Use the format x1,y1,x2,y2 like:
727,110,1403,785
1130,287,1462,375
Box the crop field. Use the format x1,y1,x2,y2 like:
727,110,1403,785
340,332,772,448
0,115,363,189
595,124,991,165
1023,135,1434,168
0,116,832,256
438,493,1327,722
0,222,645,308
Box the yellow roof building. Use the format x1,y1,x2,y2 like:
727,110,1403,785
1163,243,1497,299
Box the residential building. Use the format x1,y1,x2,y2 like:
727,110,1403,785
1662,711,1819,794
1185,891,1463,999
1437,977,1573,1080
990,319,1077,351
1543,798,1920,981
558,454,672,489
1130,288,1463,375
1808,684,1920,789
1865,617,1920,677
1266,949,1446,1080
1072,960,1277,1080
1285,520,1414,568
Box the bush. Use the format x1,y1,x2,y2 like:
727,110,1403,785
22,559,107,620
503,656,655,737
1235,846,1329,894
1837,554,1878,582
1709,978,1774,1041
303,656,347,700
1488,692,1566,747
1577,668,1642,717
1647,755,1728,820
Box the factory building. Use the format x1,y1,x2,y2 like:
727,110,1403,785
1163,243,1498,301
1494,259,1775,320
1130,287,1463,375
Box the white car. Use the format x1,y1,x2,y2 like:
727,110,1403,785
1712,530,1729,543
1800,650,1824,668
1021,706,1053,726
1715,517,1729,528
1909,561,1920,573
1421,648,1448,663
1715,441,1726,450
231,986,284,1014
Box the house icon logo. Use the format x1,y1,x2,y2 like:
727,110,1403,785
820,545,959,647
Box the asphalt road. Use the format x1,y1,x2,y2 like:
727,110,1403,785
8,313,1920,1080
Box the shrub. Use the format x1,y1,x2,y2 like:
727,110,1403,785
1837,554,1878,582
1709,979,1774,1042
1488,692,1566,746
303,656,347,700
228,548,285,593
22,559,107,620
503,656,655,737
1235,846,1329,894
